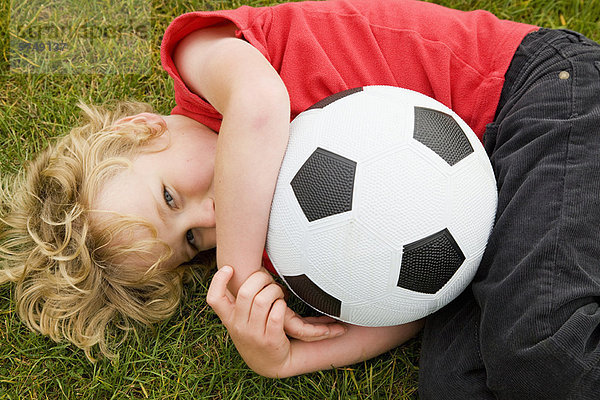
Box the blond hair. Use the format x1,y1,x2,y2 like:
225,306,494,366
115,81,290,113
0,101,214,361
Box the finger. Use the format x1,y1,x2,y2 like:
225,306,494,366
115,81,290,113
234,270,275,323
274,282,290,301
283,307,328,340
301,315,347,338
266,298,287,339
284,308,347,342
206,266,236,320
248,283,284,331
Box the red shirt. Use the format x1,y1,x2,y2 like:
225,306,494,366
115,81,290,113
160,0,537,273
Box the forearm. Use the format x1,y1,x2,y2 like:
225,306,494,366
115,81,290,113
274,320,424,378
215,85,290,294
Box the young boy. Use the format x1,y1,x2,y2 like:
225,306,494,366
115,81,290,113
2,0,599,397
158,0,600,395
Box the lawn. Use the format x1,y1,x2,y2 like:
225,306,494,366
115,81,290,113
1,0,599,399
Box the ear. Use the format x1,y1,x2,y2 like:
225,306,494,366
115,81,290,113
115,112,166,127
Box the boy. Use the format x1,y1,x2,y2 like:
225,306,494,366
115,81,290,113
158,0,600,395
2,0,599,397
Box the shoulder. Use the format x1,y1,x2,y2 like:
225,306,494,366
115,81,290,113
172,22,238,98
173,22,238,58
172,22,286,115
172,23,256,107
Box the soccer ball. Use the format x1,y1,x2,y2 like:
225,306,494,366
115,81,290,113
266,86,497,326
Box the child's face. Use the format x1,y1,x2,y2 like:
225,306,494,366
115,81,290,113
94,114,218,270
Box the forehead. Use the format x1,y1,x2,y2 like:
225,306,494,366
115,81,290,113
93,165,155,218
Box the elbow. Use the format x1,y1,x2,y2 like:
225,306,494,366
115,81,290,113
247,85,290,131
255,371,281,379
222,78,290,132
251,366,292,379
248,356,297,379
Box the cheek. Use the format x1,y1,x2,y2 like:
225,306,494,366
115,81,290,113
173,134,217,194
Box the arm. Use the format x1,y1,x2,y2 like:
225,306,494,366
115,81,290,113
207,267,424,378
173,24,289,294
284,319,423,377
173,25,344,340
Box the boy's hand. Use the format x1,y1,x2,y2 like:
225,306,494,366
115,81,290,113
208,266,424,378
207,266,293,377
206,266,348,377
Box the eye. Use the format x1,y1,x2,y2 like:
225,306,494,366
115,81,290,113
163,187,175,208
186,229,196,246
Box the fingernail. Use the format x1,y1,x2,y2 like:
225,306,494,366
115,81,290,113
221,265,232,274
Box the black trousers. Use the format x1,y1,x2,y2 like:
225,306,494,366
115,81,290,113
419,29,600,399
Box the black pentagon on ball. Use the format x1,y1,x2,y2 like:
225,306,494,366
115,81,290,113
291,147,357,222
283,274,342,317
413,107,474,166
397,228,466,294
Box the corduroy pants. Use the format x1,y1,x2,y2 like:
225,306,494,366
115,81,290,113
419,29,600,399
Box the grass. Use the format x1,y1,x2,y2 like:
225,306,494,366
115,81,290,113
1,0,599,398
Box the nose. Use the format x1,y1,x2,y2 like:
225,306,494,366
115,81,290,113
185,197,216,251
187,197,216,229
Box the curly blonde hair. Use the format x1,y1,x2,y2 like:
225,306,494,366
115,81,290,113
0,101,214,361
